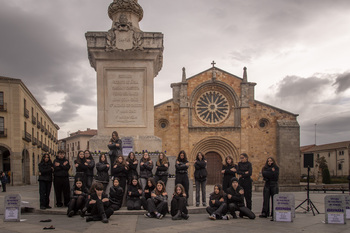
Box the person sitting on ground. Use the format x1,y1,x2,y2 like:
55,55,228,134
126,176,142,210
144,180,168,219
171,184,189,220
109,177,124,211
141,177,156,211
206,184,230,220
85,182,114,223
67,178,89,217
227,177,255,219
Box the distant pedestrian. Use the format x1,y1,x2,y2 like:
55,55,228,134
0,171,8,192
38,153,53,209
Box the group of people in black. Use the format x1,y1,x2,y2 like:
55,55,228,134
38,130,279,223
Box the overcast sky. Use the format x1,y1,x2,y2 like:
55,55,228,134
1,0,349,146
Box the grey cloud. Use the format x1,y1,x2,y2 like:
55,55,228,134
333,72,350,93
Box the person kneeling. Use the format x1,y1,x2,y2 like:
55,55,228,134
206,184,229,220
171,184,189,220
86,182,114,223
144,180,168,219
227,177,255,219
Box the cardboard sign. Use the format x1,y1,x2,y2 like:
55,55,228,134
325,195,346,224
273,194,295,222
122,137,134,156
4,194,21,222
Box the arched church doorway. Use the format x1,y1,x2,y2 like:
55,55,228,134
0,146,11,172
205,151,223,185
22,149,30,184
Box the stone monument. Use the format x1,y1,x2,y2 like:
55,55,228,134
86,0,163,152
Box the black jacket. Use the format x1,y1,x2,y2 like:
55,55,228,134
70,185,89,199
139,159,153,179
74,159,88,173
108,139,122,157
85,157,95,177
237,161,252,179
143,185,155,200
175,159,189,175
126,159,138,179
127,184,142,200
194,160,207,181
262,164,279,183
38,161,53,182
226,185,245,207
109,185,124,206
111,163,128,178
96,162,110,183
151,191,168,205
53,157,70,177
88,193,110,208
209,192,227,208
155,161,169,176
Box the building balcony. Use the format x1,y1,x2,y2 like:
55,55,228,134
43,144,49,152
0,128,7,137
71,146,75,151
0,103,7,112
37,141,42,148
48,132,52,139
24,108,29,118
32,116,36,125
41,126,44,132
45,128,48,135
37,121,41,129
32,137,37,145
22,131,31,142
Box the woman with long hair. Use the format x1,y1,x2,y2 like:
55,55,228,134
108,131,122,167
84,150,95,190
139,152,153,190
67,178,89,217
175,150,189,201
237,153,253,210
126,152,138,184
74,150,88,186
95,153,110,191
259,157,279,218
194,152,207,207
221,155,237,193
171,184,189,220
109,177,124,211
38,153,53,209
206,184,229,220
154,152,169,186
144,180,168,219
111,155,128,196
141,177,156,211
126,176,143,210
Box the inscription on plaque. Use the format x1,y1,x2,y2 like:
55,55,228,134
105,69,145,126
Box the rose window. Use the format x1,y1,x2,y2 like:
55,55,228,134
195,91,229,124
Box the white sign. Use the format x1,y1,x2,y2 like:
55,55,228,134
327,213,345,224
275,211,292,222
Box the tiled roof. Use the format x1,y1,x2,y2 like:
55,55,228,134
302,141,350,152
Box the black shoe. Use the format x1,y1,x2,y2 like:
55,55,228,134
40,206,46,210
172,210,182,220
101,213,108,223
202,203,207,207
181,212,189,220
46,206,52,209
56,203,63,208
259,213,267,218
68,210,74,217
239,212,244,218
80,207,87,217
196,203,199,207
144,213,153,218
231,212,237,219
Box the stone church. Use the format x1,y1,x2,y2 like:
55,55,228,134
154,64,300,186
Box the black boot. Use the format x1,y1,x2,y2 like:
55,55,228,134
80,207,87,217
172,210,182,220
101,213,109,223
231,211,237,219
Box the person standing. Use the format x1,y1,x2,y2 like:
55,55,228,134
0,171,8,192
95,154,110,191
84,150,95,190
111,155,128,196
154,152,169,186
194,152,207,207
259,157,279,218
221,155,237,193
38,153,53,209
237,153,253,210
139,152,153,190
74,150,88,186
53,150,71,207
126,152,138,184
108,131,122,167
175,150,189,202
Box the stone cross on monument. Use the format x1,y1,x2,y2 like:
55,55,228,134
86,0,163,153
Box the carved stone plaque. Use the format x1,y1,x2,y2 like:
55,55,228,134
105,68,146,127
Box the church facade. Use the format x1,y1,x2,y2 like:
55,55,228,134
154,65,300,186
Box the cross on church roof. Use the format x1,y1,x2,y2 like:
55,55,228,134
211,61,216,67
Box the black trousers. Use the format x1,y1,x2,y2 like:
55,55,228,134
90,199,114,219
141,196,149,210
39,180,52,207
175,174,189,200
117,176,127,196
206,203,228,218
154,175,168,186
228,203,255,219
171,196,188,216
262,182,279,216
239,178,252,210
54,176,70,206
147,198,168,216
86,176,93,190
127,198,142,210
68,196,86,214
110,204,121,211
